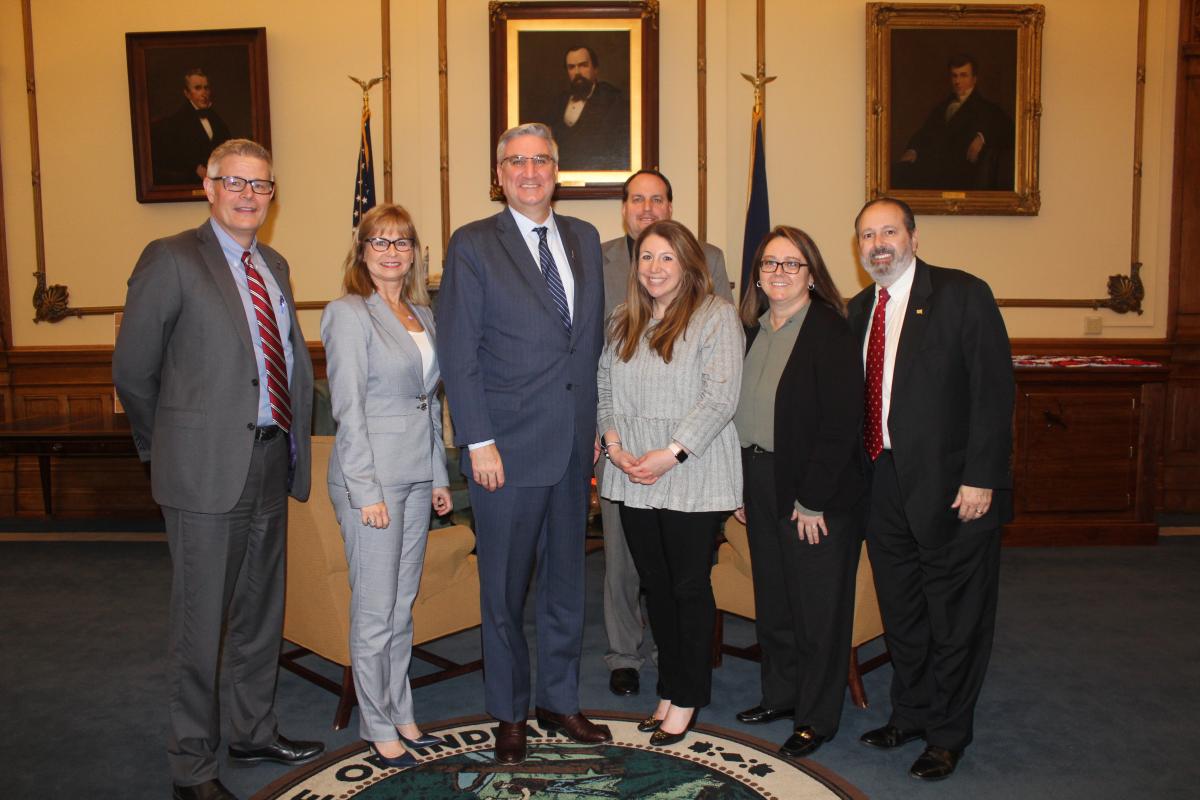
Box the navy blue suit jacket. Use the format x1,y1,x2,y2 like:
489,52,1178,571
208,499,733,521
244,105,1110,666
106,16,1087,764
436,208,605,487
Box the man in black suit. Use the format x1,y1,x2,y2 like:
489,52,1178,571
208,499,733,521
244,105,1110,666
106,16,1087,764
152,68,233,185
548,45,630,171
893,54,1013,190
847,197,1013,781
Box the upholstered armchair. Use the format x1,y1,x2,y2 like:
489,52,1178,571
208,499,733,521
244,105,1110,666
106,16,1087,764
280,436,483,729
710,517,890,707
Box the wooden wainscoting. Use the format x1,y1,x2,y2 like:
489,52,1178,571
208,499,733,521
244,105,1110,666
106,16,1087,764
0,344,327,519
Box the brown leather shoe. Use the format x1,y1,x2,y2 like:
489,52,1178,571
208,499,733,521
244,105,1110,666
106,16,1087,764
494,721,527,764
534,708,613,743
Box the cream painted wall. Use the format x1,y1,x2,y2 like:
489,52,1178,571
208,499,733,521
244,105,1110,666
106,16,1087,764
0,0,1180,347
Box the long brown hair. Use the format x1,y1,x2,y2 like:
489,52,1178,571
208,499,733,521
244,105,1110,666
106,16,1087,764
738,225,846,327
610,219,713,363
342,204,430,306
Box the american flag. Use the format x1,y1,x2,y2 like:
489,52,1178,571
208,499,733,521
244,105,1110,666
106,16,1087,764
352,99,376,227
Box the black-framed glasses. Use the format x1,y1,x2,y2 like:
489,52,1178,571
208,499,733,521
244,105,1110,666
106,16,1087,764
214,175,275,194
760,258,808,274
366,236,414,253
500,154,556,169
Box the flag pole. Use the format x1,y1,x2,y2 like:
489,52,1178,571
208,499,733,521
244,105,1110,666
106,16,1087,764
738,0,774,300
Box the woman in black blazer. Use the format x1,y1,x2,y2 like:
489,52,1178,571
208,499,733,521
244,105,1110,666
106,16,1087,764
731,225,866,760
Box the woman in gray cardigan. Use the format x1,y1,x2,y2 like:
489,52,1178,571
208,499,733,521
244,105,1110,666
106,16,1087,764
321,204,452,767
597,219,743,746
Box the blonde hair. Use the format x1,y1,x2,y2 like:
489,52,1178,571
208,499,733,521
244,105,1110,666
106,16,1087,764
341,204,430,306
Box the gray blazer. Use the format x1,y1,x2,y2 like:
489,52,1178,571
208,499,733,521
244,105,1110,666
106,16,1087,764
113,221,314,511
601,236,733,318
436,208,605,487
321,292,449,507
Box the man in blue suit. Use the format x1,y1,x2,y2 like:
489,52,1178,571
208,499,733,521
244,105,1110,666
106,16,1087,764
436,122,610,764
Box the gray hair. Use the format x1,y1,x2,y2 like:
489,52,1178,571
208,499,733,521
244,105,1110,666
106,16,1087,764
206,138,275,180
495,123,559,164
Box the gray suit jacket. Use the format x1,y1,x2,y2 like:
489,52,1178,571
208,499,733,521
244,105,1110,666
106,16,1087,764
321,293,449,506
600,236,733,318
436,208,605,487
113,221,314,511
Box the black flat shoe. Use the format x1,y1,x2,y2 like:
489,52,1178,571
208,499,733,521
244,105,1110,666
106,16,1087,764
736,705,795,724
399,732,445,749
636,715,663,733
909,746,961,780
649,710,697,747
860,724,926,749
369,743,418,769
228,735,324,766
779,726,826,759
609,667,640,696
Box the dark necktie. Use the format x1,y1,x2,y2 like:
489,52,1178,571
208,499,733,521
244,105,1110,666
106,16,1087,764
864,286,890,461
241,251,292,432
534,226,572,333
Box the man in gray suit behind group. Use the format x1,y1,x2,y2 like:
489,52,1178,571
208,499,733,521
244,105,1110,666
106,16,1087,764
436,122,611,765
598,168,733,698
113,138,322,800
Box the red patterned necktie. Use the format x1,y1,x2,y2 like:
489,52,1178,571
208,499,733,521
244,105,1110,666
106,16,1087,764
241,250,292,432
864,287,890,461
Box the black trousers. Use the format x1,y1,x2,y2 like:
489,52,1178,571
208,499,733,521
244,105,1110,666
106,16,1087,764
618,504,722,708
742,447,862,737
866,451,1001,752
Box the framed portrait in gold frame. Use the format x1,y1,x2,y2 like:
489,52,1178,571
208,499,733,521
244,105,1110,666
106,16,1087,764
866,4,1044,215
489,1,660,200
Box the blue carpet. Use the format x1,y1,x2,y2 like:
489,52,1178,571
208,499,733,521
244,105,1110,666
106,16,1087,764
2,537,1198,799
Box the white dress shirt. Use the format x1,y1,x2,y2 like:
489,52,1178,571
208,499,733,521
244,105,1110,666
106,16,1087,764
507,206,576,319
862,258,916,450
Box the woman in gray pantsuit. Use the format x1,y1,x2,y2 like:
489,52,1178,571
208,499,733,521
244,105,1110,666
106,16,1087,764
321,204,452,767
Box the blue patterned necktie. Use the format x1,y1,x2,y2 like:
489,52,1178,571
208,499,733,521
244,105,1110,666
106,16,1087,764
534,226,572,333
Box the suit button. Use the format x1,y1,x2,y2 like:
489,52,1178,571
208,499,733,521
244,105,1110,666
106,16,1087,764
566,383,573,390
418,393,428,401
246,423,255,430
251,378,259,387
419,403,428,410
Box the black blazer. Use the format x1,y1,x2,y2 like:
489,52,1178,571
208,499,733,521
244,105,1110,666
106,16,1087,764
847,259,1014,547
746,300,866,518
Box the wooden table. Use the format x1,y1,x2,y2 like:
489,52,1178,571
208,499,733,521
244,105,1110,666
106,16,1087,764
0,415,138,515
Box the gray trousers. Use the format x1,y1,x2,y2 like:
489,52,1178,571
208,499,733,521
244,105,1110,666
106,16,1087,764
164,435,288,787
330,480,432,742
596,457,652,671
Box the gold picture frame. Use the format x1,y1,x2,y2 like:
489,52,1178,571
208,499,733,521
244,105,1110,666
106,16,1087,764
866,3,1044,215
489,1,660,200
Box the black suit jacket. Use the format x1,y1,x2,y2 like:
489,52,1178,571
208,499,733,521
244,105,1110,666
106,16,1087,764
897,90,1013,190
151,101,232,185
747,300,866,518
550,81,630,171
847,259,1014,547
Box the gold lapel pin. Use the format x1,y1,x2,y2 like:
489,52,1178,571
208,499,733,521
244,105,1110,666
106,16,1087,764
915,308,925,315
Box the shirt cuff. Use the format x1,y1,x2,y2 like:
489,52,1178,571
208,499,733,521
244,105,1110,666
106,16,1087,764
467,439,496,450
794,500,822,517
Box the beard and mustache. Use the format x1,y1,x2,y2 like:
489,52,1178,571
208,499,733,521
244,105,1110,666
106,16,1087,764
860,243,914,285
569,75,595,101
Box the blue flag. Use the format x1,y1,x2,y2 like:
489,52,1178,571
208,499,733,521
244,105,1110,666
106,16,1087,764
740,109,770,300
352,102,376,228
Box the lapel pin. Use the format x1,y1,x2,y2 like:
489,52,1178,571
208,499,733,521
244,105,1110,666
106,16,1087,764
915,308,925,315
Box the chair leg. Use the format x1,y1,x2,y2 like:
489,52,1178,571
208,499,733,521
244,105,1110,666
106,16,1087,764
847,646,868,708
333,666,357,731
712,611,725,668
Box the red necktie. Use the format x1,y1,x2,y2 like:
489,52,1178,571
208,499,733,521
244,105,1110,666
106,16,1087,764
864,287,889,461
242,251,292,432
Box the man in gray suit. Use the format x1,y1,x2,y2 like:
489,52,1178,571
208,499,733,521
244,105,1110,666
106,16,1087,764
113,139,321,800
436,123,610,764
598,169,733,697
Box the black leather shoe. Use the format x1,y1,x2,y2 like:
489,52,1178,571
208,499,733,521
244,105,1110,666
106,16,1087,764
859,724,926,749
736,705,794,724
636,715,663,733
228,734,324,766
399,732,445,749
368,743,418,769
909,746,962,780
495,721,527,764
609,667,640,696
649,710,697,747
172,779,238,800
534,708,613,743
778,726,826,759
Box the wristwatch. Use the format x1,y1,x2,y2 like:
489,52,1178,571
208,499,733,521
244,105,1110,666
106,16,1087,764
670,442,689,463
